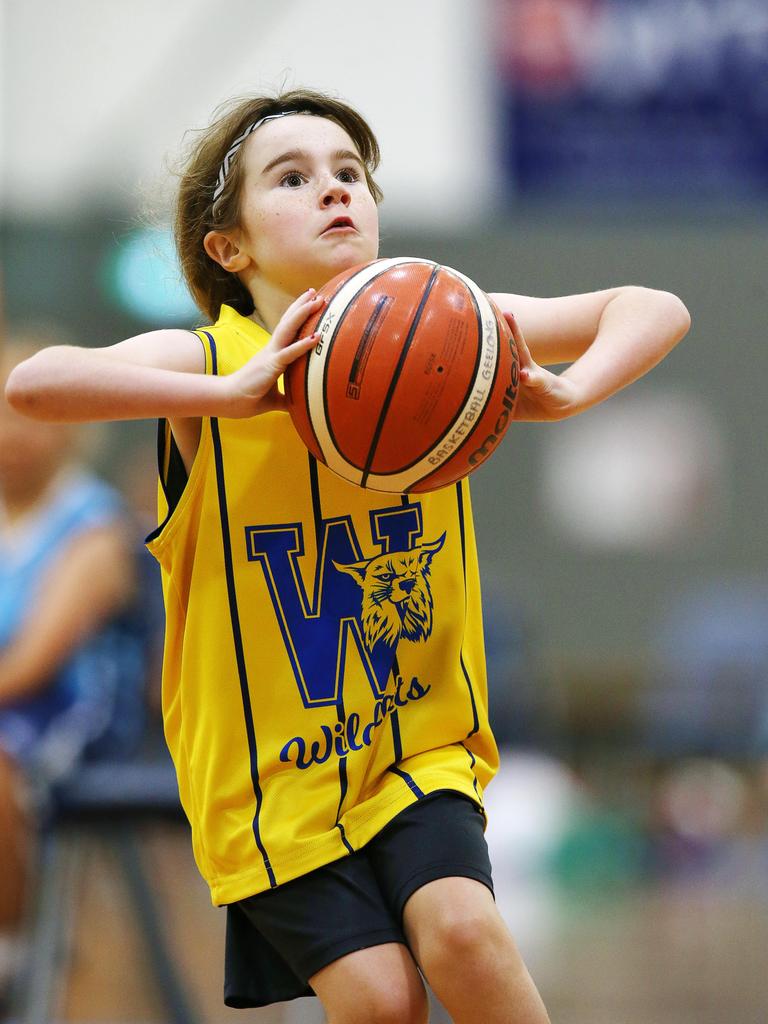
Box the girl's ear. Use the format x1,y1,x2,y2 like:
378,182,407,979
203,230,250,273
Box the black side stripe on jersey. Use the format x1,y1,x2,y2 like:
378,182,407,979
386,654,424,798
308,454,324,556
456,481,481,801
206,331,276,888
333,682,354,855
308,454,355,856
456,482,480,738
334,688,355,855
335,754,355,855
384,508,427,799
461,741,481,803
388,763,425,799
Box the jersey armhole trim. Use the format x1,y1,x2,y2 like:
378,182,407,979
145,329,215,545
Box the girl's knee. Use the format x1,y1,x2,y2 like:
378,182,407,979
419,903,522,980
324,980,429,1024
353,984,428,1024
312,944,429,1024
413,909,549,1023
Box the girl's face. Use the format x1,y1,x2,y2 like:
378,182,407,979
235,114,380,298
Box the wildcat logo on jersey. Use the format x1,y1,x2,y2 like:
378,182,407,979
244,502,444,712
333,534,445,649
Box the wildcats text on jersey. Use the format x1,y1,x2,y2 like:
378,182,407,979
279,673,432,770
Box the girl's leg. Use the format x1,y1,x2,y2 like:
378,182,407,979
0,751,30,928
402,876,550,1024
309,942,429,1024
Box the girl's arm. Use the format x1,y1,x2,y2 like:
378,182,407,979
5,291,323,423
489,286,691,421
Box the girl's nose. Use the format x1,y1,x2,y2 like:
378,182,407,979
321,180,351,207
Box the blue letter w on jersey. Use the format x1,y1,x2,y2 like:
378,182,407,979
245,505,423,709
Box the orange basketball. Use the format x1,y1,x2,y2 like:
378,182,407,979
285,257,520,493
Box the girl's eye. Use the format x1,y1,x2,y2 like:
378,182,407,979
280,171,305,188
337,167,360,184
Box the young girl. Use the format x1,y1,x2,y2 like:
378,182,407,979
6,89,690,1023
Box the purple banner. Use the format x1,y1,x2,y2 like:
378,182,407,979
493,0,768,199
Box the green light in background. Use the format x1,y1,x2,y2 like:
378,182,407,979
105,226,198,323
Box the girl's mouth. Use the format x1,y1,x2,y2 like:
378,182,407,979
322,216,356,234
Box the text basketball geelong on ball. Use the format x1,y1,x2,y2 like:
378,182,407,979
285,257,520,493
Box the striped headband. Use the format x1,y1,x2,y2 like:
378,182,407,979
212,110,300,203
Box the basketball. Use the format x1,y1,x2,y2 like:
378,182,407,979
285,257,520,493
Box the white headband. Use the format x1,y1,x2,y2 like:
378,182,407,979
212,110,300,203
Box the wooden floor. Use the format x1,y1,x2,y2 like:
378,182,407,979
515,880,768,1024
41,820,767,1024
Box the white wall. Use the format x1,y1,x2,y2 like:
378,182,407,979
2,0,497,227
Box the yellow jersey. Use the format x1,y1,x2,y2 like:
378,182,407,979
146,304,499,905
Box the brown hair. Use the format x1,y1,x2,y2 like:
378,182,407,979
174,89,383,323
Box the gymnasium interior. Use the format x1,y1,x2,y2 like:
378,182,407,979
2,2,767,1021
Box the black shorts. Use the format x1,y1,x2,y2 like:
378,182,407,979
224,790,493,1008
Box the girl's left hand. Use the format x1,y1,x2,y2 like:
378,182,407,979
505,313,583,422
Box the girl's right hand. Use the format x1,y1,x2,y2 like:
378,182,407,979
505,313,581,422
222,289,325,417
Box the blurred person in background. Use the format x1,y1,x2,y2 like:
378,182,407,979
0,335,141,997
